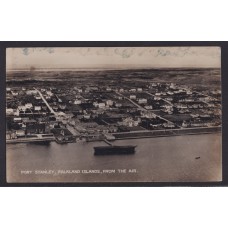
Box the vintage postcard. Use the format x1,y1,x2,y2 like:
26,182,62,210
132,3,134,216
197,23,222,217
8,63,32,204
6,47,222,183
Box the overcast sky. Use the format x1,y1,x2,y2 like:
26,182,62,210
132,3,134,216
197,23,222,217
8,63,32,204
6,47,221,70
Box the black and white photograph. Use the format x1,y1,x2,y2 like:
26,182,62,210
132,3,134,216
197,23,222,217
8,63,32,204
6,46,222,183
2,1,228,228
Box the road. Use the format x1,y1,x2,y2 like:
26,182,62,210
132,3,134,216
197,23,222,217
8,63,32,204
115,91,175,125
192,90,219,105
34,88,57,116
115,91,146,111
145,91,174,107
34,88,81,136
66,124,81,136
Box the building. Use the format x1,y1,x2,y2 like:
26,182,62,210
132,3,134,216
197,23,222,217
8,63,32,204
106,100,114,106
26,90,37,95
115,103,122,108
6,108,14,115
167,91,174,95
138,98,147,104
130,95,136,100
98,103,106,108
6,131,17,140
141,111,157,119
18,106,26,111
46,91,53,96
144,105,153,110
154,96,161,101
35,95,42,100
74,99,82,105
151,83,157,87
12,91,19,96
121,117,140,127
170,83,176,89
163,122,175,128
34,106,41,111
59,104,66,110
182,121,188,128
83,114,91,119
26,123,46,134
25,103,33,109
103,133,115,140
15,129,25,137
165,97,173,102
13,117,22,123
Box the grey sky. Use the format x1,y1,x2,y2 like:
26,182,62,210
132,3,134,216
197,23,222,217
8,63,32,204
6,47,221,70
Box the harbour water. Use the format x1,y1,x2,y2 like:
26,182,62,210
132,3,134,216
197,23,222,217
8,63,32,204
6,133,222,183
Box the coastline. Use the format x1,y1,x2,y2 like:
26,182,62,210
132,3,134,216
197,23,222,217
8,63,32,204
113,126,221,140
6,126,221,144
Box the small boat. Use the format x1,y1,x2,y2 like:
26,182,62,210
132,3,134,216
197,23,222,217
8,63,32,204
195,156,201,159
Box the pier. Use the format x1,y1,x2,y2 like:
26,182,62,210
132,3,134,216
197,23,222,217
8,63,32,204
103,139,113,146
6,134,55,144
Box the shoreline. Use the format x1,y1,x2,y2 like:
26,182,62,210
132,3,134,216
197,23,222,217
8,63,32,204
6,126,221,144
112,130,221,141
112,126,221,140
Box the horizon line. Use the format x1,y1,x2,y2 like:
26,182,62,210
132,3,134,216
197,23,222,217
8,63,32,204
6,66,221,72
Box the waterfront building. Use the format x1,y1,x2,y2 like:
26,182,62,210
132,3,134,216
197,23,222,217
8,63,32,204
26,123,46,134
163,122,175,129
182,121,188,128
15,129,25,137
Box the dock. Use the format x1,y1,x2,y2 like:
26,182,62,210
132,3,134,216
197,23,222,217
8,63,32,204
103,139,113,146
6,135,55,144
